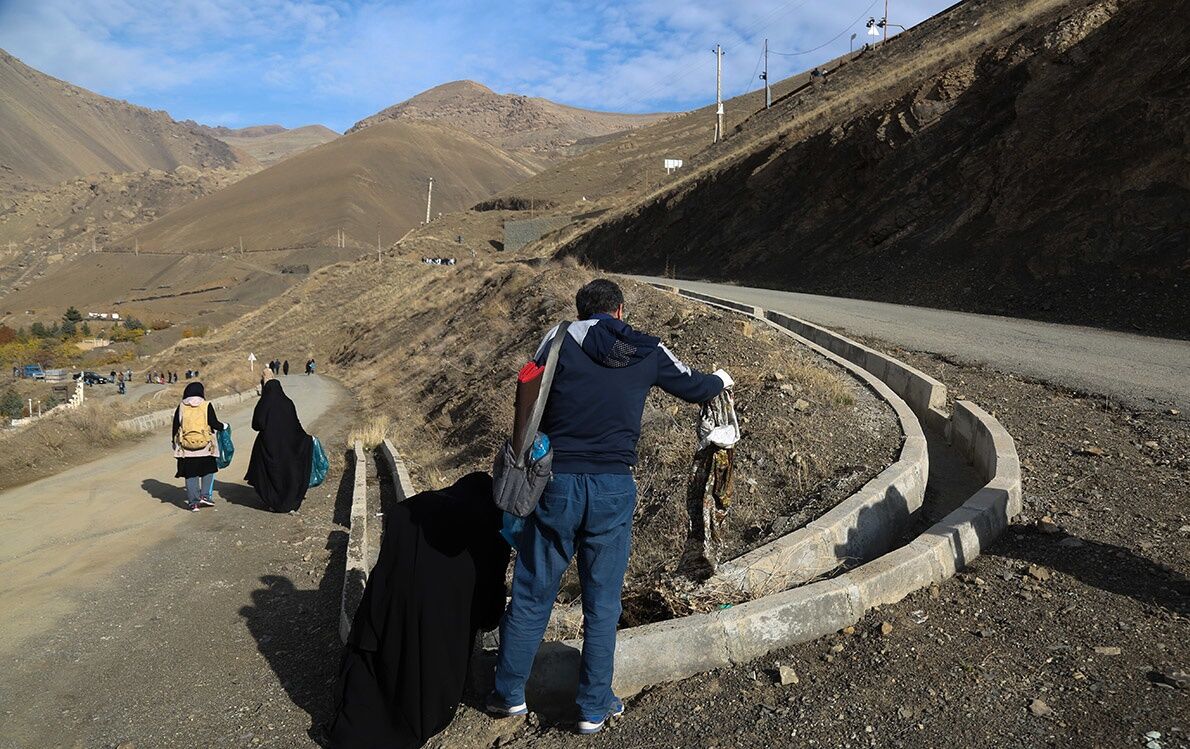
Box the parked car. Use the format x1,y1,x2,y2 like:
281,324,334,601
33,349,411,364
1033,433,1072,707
22,364,45,380
73,371,110,386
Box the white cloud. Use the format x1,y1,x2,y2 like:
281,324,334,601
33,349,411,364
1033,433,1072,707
0,0,953,128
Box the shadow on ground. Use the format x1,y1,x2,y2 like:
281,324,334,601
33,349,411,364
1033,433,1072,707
239,449,355,742
997,527,1190,616
140,478,190,510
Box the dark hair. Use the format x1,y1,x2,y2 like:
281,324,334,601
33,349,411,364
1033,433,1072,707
575,279,624,320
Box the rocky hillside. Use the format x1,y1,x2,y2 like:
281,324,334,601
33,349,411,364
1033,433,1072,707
189,123,339,165
125,119,535,252
348,80,668,169
0,49,245,193
560,0,1189,337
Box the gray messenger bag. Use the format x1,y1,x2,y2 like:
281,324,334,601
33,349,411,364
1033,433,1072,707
492,321,570,517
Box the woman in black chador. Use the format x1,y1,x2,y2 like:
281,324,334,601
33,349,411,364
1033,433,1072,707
328,472,510,749
244,378,312,512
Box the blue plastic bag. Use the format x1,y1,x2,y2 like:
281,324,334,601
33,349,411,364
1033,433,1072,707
216,425,234,469
309,436,329,488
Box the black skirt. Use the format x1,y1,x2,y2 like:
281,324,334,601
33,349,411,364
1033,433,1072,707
176,456,217,479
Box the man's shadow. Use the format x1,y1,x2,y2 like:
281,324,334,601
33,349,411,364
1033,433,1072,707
239,450,355,738
141,477,267,511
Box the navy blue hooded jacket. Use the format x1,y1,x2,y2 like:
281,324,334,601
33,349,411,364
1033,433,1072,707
533,313,724,475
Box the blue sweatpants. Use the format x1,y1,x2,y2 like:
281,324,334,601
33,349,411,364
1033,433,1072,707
493,472,637,719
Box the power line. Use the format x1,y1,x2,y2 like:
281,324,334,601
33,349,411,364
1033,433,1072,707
738,46,765,98
770,0,880,56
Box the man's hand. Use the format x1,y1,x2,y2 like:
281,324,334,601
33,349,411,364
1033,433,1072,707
713,369,734,389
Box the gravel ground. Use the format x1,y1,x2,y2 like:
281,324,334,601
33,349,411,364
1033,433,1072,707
436,342,1189,749
0,388,359,749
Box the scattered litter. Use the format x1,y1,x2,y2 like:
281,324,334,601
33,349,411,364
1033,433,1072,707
909,610,929,624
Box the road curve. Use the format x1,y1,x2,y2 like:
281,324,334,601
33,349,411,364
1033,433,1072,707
632,276,1190,412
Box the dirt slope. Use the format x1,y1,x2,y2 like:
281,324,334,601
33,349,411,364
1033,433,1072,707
558,0,1190,337
0,49,244,193
349,80,669,170
125,120,535,252
191,123,340,165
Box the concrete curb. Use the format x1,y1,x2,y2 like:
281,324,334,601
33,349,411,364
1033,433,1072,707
379,438,417,501
339,439,418,643
340,441,369,643
707,303,930,596
116,388,258,434
518,284,1021,704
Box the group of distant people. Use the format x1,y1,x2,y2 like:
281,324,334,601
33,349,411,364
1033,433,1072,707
145,370,200,385
170,368,314,514
421,257,456,265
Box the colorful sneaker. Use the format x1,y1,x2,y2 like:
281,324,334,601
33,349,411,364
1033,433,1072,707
577,698,624,735
187,502,201,512
198,496,215,507
485,692,528,717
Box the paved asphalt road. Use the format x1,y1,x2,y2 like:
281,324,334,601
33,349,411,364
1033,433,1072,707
632,276,1190,412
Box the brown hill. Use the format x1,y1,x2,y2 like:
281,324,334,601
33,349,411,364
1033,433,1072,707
0,49,243,193
558,0,1190,337
348,80,668,169
125,119,535,252
191,123,340,165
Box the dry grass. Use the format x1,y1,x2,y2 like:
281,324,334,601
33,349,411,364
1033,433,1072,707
0,402,132,492
347,413,390,450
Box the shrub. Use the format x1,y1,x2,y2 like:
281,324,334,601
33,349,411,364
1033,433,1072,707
181,326,209,339
149,319,171,331
0,389,22,420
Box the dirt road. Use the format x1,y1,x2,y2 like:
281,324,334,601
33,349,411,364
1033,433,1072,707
0,374,352,748
631,276,1190,412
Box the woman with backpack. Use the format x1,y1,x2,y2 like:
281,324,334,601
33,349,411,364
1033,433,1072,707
244,378,313,513
172,381,227,512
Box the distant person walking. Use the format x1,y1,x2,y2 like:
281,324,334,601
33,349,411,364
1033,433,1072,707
305,358,315,376
282,360,289,376
244,379,313,513
172,382,226,512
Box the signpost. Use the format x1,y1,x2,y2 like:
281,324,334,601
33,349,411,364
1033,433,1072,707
248,352,257,372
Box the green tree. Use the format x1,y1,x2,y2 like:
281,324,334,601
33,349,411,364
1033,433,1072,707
29,322,48,338
0,389,22,420
124,317,145,331
62,306,83,336
80,321,91,337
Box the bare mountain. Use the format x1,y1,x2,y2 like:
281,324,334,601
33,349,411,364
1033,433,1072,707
126,119,535,252
348,80,668,169
0,49,245,193
189,123,340,166
559,0,1190,337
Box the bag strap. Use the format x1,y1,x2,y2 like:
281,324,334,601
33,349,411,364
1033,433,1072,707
516,320,571,467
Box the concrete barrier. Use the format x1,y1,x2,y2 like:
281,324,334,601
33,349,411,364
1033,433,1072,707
340,441,370,642
379,438,417,501
339,439,418,642
116,388,258,433
520,284,1019,702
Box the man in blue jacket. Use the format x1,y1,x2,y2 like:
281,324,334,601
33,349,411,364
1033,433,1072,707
490,278,732,734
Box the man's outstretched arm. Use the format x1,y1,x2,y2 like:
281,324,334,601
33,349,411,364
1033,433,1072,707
655,343,731,403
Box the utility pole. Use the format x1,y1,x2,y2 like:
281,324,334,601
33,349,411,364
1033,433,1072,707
424,177,434,224
884,0,890,42
713,44,724,143
377,224,381,262
239,235,244,255
134,238,138,256
763,38,771,109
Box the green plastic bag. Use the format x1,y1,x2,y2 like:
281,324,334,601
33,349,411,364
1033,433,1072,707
309,436,329,487
216,425,234,469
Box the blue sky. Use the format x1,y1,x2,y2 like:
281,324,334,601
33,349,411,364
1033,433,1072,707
0,0,952,133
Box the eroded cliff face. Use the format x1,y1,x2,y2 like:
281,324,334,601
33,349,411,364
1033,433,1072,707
562,0,1190,337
